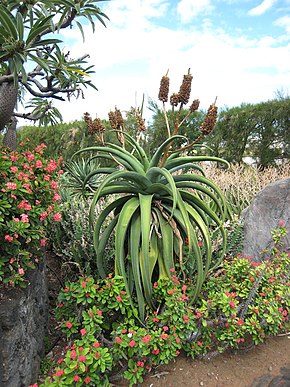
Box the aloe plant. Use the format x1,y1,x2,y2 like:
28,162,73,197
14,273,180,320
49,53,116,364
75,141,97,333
71,70,230,321
72,132,228,320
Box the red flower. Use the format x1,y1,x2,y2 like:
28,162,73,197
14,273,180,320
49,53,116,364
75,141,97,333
93,341,101,348
237,319,243,325
229,300,236,308
141,335,151,343
84,376,91,384
80,329,87,336
78,355,86,362
115,337,122,344
65,321,72,329
152,348,160,355
129,340,136,347
53,212,62,222
53,369,64,377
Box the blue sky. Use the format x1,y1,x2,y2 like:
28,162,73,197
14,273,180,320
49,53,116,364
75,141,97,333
44,0,290,124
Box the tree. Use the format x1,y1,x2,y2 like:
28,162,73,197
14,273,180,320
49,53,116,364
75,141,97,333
0,0,109,148
206,98,290,167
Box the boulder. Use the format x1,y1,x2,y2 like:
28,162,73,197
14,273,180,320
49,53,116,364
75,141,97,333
242,178,290,262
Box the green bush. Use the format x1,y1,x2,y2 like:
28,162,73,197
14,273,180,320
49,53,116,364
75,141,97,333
0,142,62,286
39,225,289,386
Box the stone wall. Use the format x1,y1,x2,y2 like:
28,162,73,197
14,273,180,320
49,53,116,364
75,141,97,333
0,259,48,387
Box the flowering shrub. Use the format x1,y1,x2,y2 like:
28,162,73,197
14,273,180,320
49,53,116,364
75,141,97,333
38,226,289,386
0,142,63,286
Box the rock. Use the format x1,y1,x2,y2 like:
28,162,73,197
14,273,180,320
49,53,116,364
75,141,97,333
0,259,48,387
241,178,290,262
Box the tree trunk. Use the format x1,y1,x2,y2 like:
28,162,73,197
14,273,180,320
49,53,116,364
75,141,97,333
0,81,18,132
3,117,17,150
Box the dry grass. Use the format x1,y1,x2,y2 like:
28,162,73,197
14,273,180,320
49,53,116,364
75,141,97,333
203,162,290,214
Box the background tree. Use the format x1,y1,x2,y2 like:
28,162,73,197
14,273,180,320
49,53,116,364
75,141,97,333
206,97,290,167
0,0,109,148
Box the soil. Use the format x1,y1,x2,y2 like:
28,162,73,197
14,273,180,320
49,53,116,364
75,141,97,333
45,253,290,387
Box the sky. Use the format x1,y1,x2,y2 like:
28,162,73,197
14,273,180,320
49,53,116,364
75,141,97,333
23,0,290,125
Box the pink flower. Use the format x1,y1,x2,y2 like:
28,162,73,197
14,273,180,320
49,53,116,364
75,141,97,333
163,326,169,332
84,377,91,384
78,355,86,362
152,348,160,355
20,213,29,223
97,310,102,316
229,300,236,308
53,212,62,222
115,337,122,344
50,180,58,189
40,212,48,221
93,342,101,348
40,239,46,247
277,220,285,227
10,166,18,173
10,258,15,264
65,321,72,329
129,340,136,347
35,160,43,168
70,350,77,359
53,369,64,377
237,319,243,325
4,235,13,242
80,329,87,336
116,295,122,302
53,193,62,202
169,267,175,273
5,182,17,190
81,282,86,288
18,268,25,275
74,375,80,382
141,335,152,343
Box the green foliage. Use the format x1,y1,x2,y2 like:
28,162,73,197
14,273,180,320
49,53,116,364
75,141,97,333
0,142,62,286
0,0,109,128
47,192,114,279
207,97,290,167
73,132,229,321
39,226,289,386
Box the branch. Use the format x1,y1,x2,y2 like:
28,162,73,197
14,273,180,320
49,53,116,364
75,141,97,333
20,81,65,100
12,104,52,121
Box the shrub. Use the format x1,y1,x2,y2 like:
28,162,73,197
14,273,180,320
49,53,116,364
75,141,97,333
0,142,63,286
38,226,289,387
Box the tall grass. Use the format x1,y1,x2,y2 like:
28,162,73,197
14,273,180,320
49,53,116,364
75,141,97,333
204,163,290,214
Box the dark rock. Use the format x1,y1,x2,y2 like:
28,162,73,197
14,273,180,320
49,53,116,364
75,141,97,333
0,259,48,387
241,178,290,262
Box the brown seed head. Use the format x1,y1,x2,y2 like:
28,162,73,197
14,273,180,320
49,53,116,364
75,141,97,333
158,75,170,102
93,117,105,133
170,93,179,107
189,99,200,113
108,107,124,130
136,112,146,132
201,103,218,135
178,72,193,105
84,112,95,135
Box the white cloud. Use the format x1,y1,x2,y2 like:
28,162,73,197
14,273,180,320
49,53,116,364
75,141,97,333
274,15,290,33
248,0,278,16
177,0,214,23
24,0,290,126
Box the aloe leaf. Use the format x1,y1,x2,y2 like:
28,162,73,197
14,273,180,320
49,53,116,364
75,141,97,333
138,194,155,307
146,167,177,218
73,146,146,175
89,170,151,224
154,208,175,277
108,130,150,170
167,162,205,175
115,197,139,298
130,211,145,321
94,216,118,279
149,135,186,168
164,156,229,170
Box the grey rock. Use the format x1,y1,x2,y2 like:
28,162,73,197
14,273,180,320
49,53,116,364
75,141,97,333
242,178,290,262
0,259,48,387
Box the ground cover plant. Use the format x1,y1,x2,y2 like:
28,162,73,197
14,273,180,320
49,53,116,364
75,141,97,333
37,224,289,386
